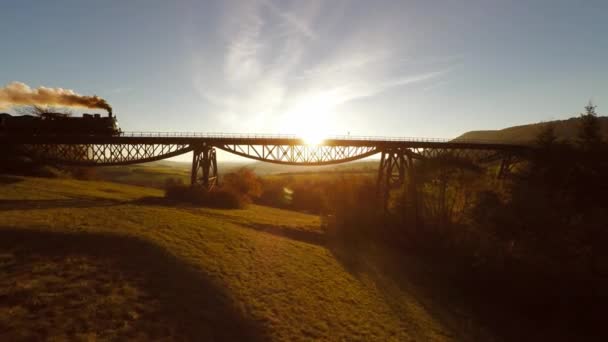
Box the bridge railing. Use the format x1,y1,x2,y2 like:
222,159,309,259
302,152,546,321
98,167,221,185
120,132,526,146
122,131,454,141
122,132,301,139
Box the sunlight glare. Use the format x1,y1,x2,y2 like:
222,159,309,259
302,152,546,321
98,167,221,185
302,131,326,145
282,92,339,145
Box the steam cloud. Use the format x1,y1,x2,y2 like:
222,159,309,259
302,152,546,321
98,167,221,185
0,81,112,114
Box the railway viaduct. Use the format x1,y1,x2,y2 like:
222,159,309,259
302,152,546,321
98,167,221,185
0,133,530,206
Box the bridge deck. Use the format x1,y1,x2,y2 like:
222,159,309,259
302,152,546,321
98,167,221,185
0,132,529,151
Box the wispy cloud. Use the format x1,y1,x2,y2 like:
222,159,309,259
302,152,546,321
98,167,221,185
189,0,452,133
223,2,264,82
422,80,450,93
296,51,393,80
261,0,318,40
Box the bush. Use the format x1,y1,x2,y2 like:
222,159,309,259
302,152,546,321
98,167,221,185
164,184,247,209
258,179,292,208
222,167,262,200
70,167,97,180
210,188,246,208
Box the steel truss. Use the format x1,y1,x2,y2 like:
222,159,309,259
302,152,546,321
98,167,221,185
376,147,521,210
418,148,523,179
415,147,504,162
17,143,192,166
376,147,417,211
219,144,378,165
6,137,527,200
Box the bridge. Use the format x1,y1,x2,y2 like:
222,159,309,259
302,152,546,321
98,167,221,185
0,132,530,205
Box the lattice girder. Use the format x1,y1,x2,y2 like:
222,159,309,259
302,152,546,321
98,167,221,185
18,143,193,166
219,144,378,165
409,147,509,164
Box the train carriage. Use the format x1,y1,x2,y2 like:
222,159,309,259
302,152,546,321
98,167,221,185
0,112,120,136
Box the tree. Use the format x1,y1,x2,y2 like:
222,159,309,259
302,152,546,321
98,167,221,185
535,123,557,148
222,167,262,200
578,101,601,150
15,105,72,118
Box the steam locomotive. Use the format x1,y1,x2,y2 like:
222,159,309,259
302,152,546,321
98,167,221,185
0,111,120,136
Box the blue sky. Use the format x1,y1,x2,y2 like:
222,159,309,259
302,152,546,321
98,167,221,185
1,0,607,141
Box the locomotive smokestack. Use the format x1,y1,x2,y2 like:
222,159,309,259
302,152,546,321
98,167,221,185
0,81,113,114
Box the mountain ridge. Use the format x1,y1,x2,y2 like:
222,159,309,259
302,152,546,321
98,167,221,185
455,115,608,143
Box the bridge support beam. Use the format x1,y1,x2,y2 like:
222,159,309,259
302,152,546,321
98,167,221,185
377,148,418,213
497,155,514,179
377,148,406,210
191,145,218,190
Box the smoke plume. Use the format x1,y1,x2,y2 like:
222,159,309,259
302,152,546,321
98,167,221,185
0,81,112,114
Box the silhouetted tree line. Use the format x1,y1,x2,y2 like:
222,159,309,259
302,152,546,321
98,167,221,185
251,103,607,338
321,103,607,339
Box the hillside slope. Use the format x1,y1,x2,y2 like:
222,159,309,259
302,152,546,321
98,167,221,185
455,116,608,143
0,176,477,341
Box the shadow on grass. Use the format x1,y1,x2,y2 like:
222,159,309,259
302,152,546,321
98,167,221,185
0,228,268,341
134,197,327,246
0,196,176,211
327,239,478,341
0,175,23,185
240,223,326,246
131,196,213,209
131,196,174,206
0,199,124,211
327,234,607,342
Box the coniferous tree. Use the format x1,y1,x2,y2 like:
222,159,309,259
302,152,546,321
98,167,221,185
535,123,557,148
578,101,601,150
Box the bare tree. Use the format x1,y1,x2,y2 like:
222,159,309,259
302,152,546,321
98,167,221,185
15,105,73,118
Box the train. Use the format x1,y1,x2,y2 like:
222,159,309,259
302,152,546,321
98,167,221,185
0,111,120,136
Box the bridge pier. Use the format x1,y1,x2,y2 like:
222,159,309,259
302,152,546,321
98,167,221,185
377,148,418,214
191,144,218,190
377,148,406,208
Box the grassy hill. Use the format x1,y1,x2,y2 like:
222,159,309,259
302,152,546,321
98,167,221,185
92,163,192,188
0,176,486,341
455,115,608,143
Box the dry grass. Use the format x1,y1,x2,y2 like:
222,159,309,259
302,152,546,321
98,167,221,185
0,252,165,340
93,164,191,188
0,175,462,341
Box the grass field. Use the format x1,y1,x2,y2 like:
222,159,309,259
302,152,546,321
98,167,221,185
0,175,486,341
90,160,380,189
92,164,192,188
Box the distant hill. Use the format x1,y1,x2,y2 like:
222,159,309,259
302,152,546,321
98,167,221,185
247,160,378,175
455,115,608,144
146,160,379,176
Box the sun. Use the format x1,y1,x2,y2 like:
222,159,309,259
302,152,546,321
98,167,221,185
281,92,338,145
301,131,326,145
293,114,330,145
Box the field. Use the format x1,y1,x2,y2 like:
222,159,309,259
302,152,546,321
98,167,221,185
91,163,192,188
89,160,380,189
0,175,487,341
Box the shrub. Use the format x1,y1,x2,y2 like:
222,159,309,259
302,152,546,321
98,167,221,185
70,167,97,180
222,168,262,200
210,188,247,208
164,184,247,209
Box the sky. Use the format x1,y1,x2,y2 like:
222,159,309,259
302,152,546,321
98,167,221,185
1,0,607,143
